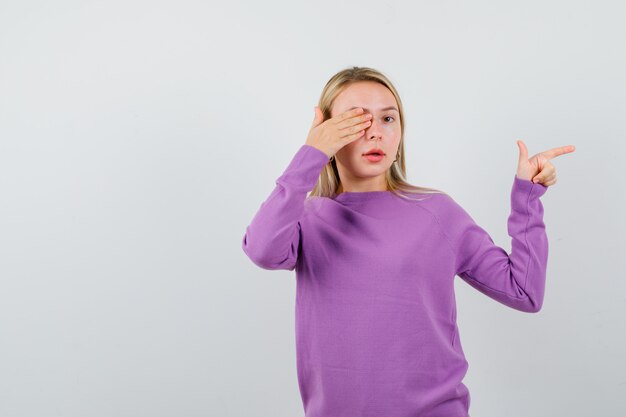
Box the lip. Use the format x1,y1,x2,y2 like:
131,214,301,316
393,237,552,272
363,154,384,163
363,148,385,156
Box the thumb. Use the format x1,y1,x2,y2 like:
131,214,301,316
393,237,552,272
311,106,323,128
517,139,528,163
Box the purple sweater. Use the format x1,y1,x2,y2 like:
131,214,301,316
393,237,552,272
242,144,549,417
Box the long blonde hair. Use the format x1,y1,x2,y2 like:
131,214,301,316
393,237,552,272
309,66,447,201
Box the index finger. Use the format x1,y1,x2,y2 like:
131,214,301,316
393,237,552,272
541,145,576,160
335,107,364,122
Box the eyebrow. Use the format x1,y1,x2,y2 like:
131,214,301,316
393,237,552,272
348,106,399,113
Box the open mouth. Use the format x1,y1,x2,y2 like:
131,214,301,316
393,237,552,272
363,148,385,157
363,152,385,162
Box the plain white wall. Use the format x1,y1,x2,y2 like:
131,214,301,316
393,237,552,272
1,0,624,416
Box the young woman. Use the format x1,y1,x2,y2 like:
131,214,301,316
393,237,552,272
242,66,575,417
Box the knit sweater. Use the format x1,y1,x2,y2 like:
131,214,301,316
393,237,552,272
242,144,549,417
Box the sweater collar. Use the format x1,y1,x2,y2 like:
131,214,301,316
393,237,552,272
332,190,396,204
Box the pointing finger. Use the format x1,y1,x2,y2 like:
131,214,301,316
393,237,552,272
540,145,576,160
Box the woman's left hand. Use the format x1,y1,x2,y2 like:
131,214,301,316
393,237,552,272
516,139,576,187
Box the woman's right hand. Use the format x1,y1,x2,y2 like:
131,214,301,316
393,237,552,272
305,106,372,159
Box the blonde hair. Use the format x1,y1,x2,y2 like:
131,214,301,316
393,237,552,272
309,66,447,201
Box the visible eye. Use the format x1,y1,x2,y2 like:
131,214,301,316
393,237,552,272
384,116,395,123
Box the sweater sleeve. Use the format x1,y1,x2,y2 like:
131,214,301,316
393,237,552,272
241,144,330,271
441,175,549,312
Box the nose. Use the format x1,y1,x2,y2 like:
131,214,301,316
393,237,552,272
365,117,383,141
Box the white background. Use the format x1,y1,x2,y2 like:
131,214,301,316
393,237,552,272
1,1,624,416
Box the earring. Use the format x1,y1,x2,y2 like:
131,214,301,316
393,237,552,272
329,155,335,162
